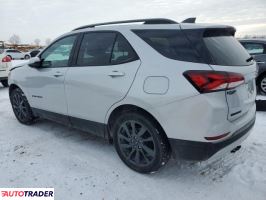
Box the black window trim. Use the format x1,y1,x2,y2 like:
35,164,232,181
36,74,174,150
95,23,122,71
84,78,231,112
72,30,140,67
38,33,80,68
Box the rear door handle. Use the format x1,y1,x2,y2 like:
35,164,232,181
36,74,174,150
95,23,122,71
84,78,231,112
108,71,125,77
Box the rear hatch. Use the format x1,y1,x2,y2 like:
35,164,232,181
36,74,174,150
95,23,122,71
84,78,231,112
182,25,256,121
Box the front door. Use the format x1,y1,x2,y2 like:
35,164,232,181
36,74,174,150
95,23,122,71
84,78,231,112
26,35,78,122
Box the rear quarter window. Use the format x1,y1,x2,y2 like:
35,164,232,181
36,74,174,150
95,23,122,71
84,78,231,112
204,36,253,66
132,29,202,63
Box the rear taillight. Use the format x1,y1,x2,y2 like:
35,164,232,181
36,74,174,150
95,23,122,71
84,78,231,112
2,56,12,63
184,70,244,93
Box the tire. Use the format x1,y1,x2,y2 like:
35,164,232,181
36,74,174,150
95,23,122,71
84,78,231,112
258,74,266,95
24,55,30,60
112,112,170,173
10,88,35,125
1,80,9,87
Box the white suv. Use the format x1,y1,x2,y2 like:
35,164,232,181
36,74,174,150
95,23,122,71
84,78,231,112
8,19,257,173
0,49,12,87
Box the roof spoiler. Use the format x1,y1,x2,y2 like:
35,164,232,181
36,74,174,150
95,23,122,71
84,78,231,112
182,17,196,23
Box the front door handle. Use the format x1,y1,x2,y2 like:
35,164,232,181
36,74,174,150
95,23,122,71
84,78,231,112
53,72,64,78
108,71,125,77
54,74,63,77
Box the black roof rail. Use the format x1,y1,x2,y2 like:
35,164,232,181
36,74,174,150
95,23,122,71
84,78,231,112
182,17,196,23
72,18,178,31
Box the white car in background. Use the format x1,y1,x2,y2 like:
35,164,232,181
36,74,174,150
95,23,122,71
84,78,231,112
0,49,12,87
4,49,30,60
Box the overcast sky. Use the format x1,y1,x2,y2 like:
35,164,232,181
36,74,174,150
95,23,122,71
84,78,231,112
0,0,265,45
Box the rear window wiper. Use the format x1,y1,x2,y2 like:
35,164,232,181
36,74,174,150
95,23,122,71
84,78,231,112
246,56,254,62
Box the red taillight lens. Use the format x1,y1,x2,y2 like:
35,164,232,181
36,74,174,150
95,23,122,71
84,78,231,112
184,70,244,93
2,56,12,63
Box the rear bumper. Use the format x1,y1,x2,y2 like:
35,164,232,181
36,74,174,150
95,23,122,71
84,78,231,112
0,69,8,80
169,116,255,161
0,76,8,81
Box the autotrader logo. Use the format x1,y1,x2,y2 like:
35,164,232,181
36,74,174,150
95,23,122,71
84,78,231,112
0,188,54,199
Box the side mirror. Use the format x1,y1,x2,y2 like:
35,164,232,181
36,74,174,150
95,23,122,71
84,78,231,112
28,57,42,68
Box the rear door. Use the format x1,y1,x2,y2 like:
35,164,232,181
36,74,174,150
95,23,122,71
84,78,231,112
203,34,257,121
65,32,140,135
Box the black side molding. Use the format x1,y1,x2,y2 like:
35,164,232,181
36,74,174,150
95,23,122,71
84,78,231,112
32,108,107,139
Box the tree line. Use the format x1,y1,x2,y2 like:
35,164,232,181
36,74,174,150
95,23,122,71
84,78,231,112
8,34,52,46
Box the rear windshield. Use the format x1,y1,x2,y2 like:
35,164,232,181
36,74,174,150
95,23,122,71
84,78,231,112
132,29,201,63
204,35,253,66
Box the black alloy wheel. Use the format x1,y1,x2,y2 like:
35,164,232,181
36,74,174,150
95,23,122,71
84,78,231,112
10,88,35,124
113,112,170,173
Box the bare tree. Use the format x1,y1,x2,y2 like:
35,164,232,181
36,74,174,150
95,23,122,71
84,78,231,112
45,38,51,46
34,38,41,46
9,34,21,45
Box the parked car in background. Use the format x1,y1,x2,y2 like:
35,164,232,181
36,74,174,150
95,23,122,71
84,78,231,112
9,19,256,173
239,39,266,94
28,49,41,58
0,41,4,49
4,49,30,60
0,49,12,87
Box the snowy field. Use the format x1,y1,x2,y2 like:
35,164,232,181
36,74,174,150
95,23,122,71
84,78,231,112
0,85,266,200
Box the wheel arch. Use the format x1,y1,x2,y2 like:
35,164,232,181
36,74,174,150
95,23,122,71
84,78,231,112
107,104,170,149
257,71,266,93
257,71,266,82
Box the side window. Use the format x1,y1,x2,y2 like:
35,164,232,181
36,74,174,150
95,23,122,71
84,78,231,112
41,35,77,68
14,50,21,53
243,43,264,55
77,32,116,66
111,34,138,64
133,29,200,63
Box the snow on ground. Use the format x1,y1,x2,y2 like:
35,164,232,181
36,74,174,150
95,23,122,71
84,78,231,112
0,86,266,200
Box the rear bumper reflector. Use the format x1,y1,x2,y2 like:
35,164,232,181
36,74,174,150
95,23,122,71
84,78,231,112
168,117,255,161
204,132,230,141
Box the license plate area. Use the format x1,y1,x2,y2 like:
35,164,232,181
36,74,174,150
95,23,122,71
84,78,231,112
226,79,256,121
